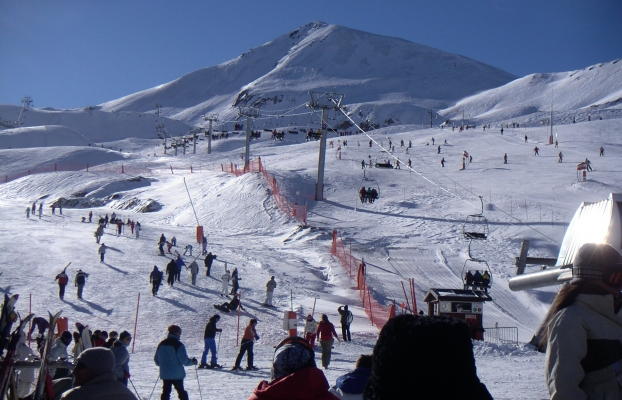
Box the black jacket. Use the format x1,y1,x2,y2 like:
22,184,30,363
204,320,221,339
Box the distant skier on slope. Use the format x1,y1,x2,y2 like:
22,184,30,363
150,266,163,296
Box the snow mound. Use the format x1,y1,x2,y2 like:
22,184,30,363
0,125,90,148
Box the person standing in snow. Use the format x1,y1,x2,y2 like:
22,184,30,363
232,319,260,371
199,315,222,369
542,243,622,400
14,328,35,398
304,314,319,347
585,158,592,171
230,267,241,295
338,305,353,342
49,331,72,379
111,331,132,387
187,259,199,285
558,152,563,163
25,207,30,218
94,226,104,244
98,243,107,263
154,325,197,400
158,234,166,256
534,146,540,156
150,266,163,296
38,203,43,219
32,202,36,214
599,146,605,156
135,222,140,238
264,276,277,306
166,259,177,287
503,153,508,164
440,157,445,168
52,204,56,215
316,314,341,369
75,269,89,299
204,252,217,276
88,211,93,223
55,269,69,300
221,264,230,297
175,254,185,282
437,145,441,154
201,235,207,255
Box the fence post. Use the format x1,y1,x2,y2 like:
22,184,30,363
367,288,374,326
131,293,140,353
121,165,124,174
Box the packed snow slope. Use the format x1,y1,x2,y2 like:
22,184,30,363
99,21,516,127
441,59,622,125
1,113,621,398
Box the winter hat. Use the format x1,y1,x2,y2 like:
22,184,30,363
168,325,182,335
75,347,115,376
573,243,622,286
119,331,131,340
270,336,315,381
363,315,492,400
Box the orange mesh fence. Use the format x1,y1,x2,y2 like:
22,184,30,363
331,229,390,328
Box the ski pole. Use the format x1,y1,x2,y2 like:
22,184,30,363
148,376,159,400
194,364,203,400
128,377,141,400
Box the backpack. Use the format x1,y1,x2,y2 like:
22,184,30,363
57,274,68,285
346,311,354,325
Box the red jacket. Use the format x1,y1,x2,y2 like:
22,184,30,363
247,367,338,400
316,321,338,341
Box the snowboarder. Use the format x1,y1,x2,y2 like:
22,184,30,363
199,315,222,369
154,325,197,400
55,269,69,300
150,266,163,296
187,259,199,285
264,276,277,306
166,259,177,287
304,314,318,347
503,153,508,164
25,207,30,218
183,244,192,256
338,305,353,342
558,152,563,163
221,264,230,297
534,146,540,156
232,319,260,371
230,268,241,295
98,243,107,263
215,292,244,313
204,252,217,276
75,269,89,299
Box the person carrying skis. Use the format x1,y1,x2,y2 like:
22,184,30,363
199,315,222,369
304,314,319,347
55,269,69,300
338,305,353,342
204,252,217,276
221,264,230,297
75,270,89,299
166,259,177,287
187,259,199,285
264,276,277,306
150,266,163,296
232,319,260,371
154,325,197,400
98,243,107,263
111,331,132,387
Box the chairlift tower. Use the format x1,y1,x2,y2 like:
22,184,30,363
426,110,436,129
203,114,218,154
155,104,172,154
15,96,33,128
306,91,345,201
238,107,260,169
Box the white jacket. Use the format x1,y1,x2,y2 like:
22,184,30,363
545,293,622,400
304,319,318,335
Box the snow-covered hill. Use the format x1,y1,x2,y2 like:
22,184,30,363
99,21,517,127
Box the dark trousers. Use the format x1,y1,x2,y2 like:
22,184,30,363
77,284,84,299
100,253,104,262
58,284,66,299
235,339,254,368
161,379,188,400
341,324,351,342
152,280,161,295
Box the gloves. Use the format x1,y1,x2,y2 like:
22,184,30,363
124,372,131,379
192,357,198,365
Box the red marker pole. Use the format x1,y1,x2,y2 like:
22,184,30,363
131,293,140,353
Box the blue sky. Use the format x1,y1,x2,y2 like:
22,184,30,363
1,0,620,109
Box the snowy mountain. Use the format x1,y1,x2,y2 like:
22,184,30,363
99,21,517,128
440,59,622,126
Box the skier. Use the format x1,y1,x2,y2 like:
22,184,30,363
304,314,319,347
25,207,30,218
558,152,563,163
524,135,528,143
171,236,177,247
38,203,43,219
440,157,445,168
55,269,69,300
28,316,50,355
111,331,132,387
431,137,435,145
232,319,260,371
394,159,400,169
187,259,199,285
215,293,244,313
175,254,185,282
437,145,441,154
338,305,353,342
166,241,173,254
554,140,559,148
204,252,217,276
75,269,89,299
130,221,135,234
201,235,207,255
407,159,412,168
230,267,241,295
599,146,604,156
316,314,341,368
199,315,222,369
264,276,277,306
534,146,540,156
98,243,107,263
166,259,177,287
503,153,508,164
158,234,166,256
361,160,366,169
221,264,230,297
585,158,592,171
150,266,163,296
154,325,197,400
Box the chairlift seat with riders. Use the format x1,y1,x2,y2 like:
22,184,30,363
462,257,493,293
359,170,380,204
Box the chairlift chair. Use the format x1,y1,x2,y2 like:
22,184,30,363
358,170,380,204
374,151,394,169
463,196,489,240
462,257,493,292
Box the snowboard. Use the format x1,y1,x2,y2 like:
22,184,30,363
213,304,231,313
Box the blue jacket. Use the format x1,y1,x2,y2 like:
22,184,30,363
335,367,372,394
154,334,194,380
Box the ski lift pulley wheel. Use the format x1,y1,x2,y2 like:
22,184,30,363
462,258,493,292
